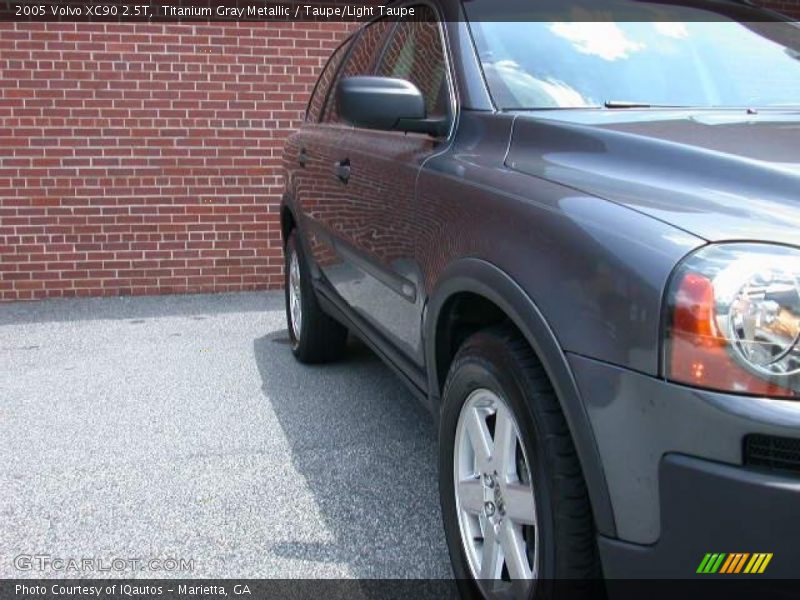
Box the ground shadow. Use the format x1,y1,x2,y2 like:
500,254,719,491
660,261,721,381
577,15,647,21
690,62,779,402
253,329,453,579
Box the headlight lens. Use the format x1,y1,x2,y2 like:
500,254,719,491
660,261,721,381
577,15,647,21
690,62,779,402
665,244,800,398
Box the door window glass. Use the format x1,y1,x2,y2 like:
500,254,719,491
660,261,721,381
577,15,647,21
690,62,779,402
375,8,450,120
306,38,351,122
322,20,393,124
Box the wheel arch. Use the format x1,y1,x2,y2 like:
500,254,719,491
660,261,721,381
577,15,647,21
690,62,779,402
280,195,297,248
424,258,617,537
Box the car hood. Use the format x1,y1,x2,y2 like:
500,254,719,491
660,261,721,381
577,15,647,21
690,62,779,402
505,109,800,246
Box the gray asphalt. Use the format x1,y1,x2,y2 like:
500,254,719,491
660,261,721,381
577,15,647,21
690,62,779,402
0,292,452,579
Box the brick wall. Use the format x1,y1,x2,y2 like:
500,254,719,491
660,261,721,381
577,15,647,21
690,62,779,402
1,3,798,301
0,22,351,301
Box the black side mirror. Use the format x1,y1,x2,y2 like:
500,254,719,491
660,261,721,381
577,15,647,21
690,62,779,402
337,76,447,137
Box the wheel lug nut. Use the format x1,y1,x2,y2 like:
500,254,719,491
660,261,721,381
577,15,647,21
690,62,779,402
484,501,496,517
483,474,494,488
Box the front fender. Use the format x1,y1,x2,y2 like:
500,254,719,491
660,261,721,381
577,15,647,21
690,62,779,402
424,257,617,537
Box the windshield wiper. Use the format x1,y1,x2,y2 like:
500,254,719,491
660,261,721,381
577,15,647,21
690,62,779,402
604,101,686,109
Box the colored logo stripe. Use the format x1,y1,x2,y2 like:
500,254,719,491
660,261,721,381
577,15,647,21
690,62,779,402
697,553,773,574
721,553,749,574
719,553,736,574
745,553,773,574
697,553,726,573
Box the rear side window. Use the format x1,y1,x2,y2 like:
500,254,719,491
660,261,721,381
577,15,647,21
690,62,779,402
322,20,393,124
375,8,450,121
306,38,351,123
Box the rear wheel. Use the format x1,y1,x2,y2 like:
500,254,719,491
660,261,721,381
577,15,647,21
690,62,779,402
284,231,347,363
439,326,601,599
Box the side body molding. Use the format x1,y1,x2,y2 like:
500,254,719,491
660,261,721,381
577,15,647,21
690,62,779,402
423,258,617,537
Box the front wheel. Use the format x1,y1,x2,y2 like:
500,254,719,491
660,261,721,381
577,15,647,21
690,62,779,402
439,326,601,599
284,231,347,364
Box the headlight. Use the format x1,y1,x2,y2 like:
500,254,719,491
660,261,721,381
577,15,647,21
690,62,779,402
664,243,800,399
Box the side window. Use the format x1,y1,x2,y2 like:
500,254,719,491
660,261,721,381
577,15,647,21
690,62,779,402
306,38,351,123
375,7,450,120
322,20,393,124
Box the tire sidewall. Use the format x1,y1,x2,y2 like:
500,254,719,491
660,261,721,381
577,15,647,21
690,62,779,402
439,335,558,598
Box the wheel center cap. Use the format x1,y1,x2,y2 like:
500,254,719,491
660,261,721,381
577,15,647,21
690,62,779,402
483,473,505,521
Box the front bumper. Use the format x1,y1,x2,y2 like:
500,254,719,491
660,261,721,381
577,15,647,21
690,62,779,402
599,453,800,578
568,354,800,578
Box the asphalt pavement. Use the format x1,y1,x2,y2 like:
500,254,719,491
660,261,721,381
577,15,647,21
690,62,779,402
0,292,452,579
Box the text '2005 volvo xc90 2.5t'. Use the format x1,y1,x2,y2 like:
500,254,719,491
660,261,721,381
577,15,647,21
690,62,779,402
280,0,800,595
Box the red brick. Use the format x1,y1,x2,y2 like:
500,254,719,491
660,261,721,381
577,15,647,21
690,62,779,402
0,21,351,301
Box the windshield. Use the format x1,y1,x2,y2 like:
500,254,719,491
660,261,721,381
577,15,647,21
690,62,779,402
464,3,800,110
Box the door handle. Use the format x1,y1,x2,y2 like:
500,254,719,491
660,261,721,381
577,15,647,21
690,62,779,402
334,158,351,183
298,148,308,167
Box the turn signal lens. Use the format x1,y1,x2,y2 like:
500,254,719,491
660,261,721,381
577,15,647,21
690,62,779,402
665,244,800,399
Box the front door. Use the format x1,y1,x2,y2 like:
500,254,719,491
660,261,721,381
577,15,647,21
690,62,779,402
323,10,454,364
296,20,393,308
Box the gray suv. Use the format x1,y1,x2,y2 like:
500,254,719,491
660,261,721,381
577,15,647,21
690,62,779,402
280,0,800,593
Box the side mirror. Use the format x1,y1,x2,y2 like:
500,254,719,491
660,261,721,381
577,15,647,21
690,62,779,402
337,76,447,137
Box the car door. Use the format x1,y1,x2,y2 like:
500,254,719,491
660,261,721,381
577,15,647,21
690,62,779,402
287,32,353,269
319,8,455,364
293,19,394,307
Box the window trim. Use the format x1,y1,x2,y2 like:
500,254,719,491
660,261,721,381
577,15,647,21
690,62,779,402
305,32,356,123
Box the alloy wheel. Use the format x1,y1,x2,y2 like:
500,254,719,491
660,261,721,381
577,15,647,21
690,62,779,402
288,249,303,340
454,388,538,596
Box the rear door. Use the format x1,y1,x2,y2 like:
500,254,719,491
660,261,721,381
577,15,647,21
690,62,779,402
320,8,455,364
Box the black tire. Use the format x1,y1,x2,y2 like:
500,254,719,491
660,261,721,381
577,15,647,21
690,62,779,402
439,325,602,599
284,231,348,363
